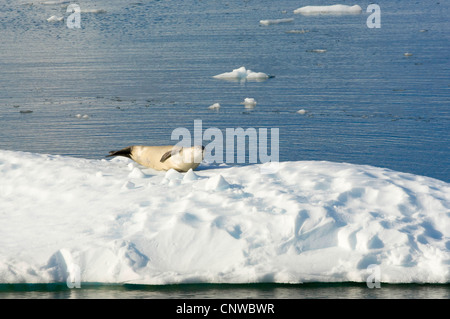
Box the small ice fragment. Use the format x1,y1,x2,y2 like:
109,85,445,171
75,114,82,118
82,114,89,119
285,29,309,34
294,4,362,15
41,1,70,5
246,72,270,81
260,18,294,26
81,9,107,13
213,67,269,82
47,15,64,22
208,103,221,110
309,49,327,53
242,98,257,108
297,109,307,115
404,53,413,57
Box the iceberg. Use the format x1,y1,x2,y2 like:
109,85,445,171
0,150,448,284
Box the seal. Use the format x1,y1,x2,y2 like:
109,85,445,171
107,145,205,172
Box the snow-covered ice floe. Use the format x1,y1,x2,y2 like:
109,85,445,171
0,149,449,284
213,66,272,82
294,4,363,15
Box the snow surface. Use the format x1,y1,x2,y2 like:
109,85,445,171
294,5,363,15
213,66,270,82
0,150,449,284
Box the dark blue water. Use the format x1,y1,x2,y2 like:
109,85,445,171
0,0,448,182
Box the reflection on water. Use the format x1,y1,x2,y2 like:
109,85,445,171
1,283,449,299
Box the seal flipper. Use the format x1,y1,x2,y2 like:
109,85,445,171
160,146,182,163
107,146,133,158
160,151,172,163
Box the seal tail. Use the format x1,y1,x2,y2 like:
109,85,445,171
107,146,133,158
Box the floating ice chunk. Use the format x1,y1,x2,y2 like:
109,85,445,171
81,9,107,14
260,18,294,26
41,1,70,5
1,149,450,284
297,109,307,115
242,98,257,108
246,71,270,81
75,114,89,119
208,103,221,110
294,5,363,15
206,174,230,191
213,67,270,82
308,49,327,53
285,29,310,34
404,53,413,57
46,15,64,22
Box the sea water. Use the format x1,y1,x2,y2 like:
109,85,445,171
0,0,448,182
0,0,448,298
0,283,449,299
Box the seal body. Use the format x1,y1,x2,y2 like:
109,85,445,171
107,145,204,172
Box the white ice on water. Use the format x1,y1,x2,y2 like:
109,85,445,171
294,5,363,15
260,18,294,26
213,66,270,82
0,150,448,284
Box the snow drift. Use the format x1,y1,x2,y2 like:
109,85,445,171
0,150,448,284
